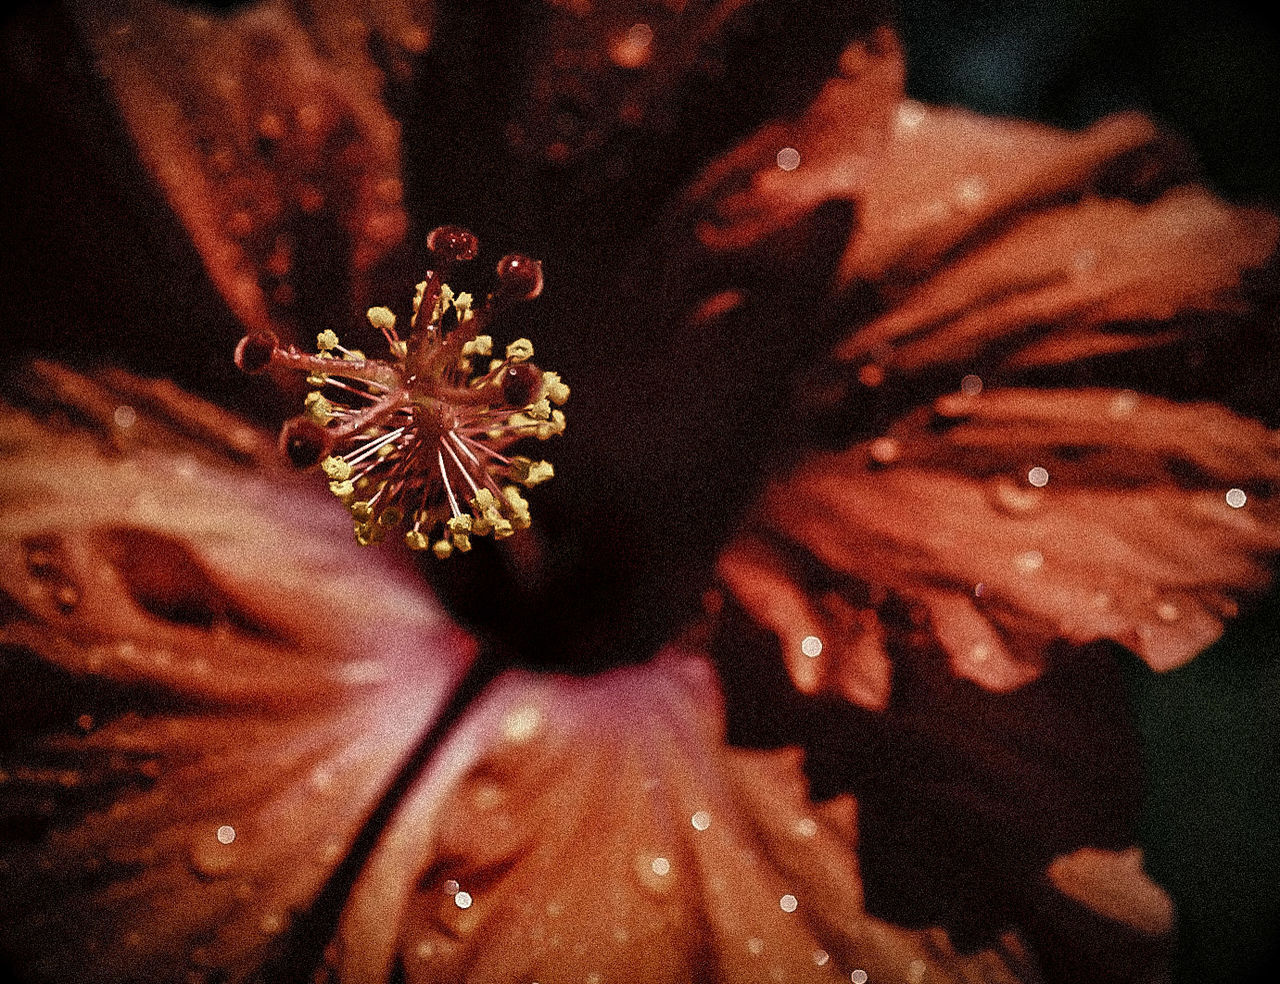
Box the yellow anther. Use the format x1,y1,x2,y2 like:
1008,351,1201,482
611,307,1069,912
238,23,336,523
317,329,340,352
342,349,366,361
542,372,570,405
354,522,384,546
328,479,355,500
307,373,329,387
366,306,396,332
489,359,504,373
523,460,555,486
537,410,566,440
503,485,532,528
390,339,408,359
433,283,455,321
451,532,472,552
432,539,453,559
473,488,498,511
351,501,374,522
321,456,352,480
462,335,493,357
492,517,514,539
527,398,552,421
411,280,427,327
447,514,473,535
506,338,535,362
305,392,335,422
454,292,474,322
503,412,539,434
404,529,430,551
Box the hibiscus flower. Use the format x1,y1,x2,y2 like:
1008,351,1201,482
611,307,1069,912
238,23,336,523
1,2,1277,983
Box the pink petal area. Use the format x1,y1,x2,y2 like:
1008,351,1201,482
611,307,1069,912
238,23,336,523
735,388,1280,700
338,653,1041,984
0,383,472,983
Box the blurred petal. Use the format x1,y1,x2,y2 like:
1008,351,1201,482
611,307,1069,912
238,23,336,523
838,105,1173,284
837,184,1279,373
1046,847,1174,938
0,369,471,982
70,0,427,339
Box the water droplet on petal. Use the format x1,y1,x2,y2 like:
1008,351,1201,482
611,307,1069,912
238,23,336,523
1014,549,1044,574
472,781,505,812
634,853,674,894
309,764,335,792
791,817,818,839
454,891,473,909
502,704,543,743
113,404,137,429
779,894,798,913
609,22,653,69
960,373,983,396
895,101,926,132
1027,466,1049,488
955,176,987,209
868,437,901,464
776,147,801,171
800,635,823,658
1072,249,1097,274
1226,488,1247,508
691,810,712,831
813,949,830,966
1109,391,1139,419
1157,601,1181,623
852,971,869,984
217,825,236,844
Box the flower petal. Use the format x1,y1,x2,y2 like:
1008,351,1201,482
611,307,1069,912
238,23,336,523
739,387,1280,702
337,652,1041,984
0,371,472,983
